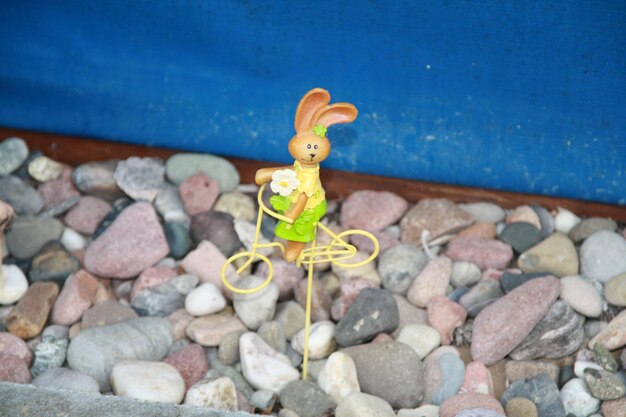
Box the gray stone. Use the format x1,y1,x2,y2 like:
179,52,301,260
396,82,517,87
501,373,566,417
66,317,174,391
458,279,503,317
0,176,44,215
459,202,506,223
249,389,277,412
532,205,555,238
163,222,192,259
335,288,399,347
378,244,428,294
154,184,190,225
42,325,70,341
190,211,242,257
258,321,287,353
498,222,543,253
72,160,125,201
32,367,100,393
274,301,306,339
165,153,240,192
81,300,139,329
592,342,618,372
233,275,279,330
0,137,29,175
39,195,80,218
114,157,165,202
448,286,469,302
207,349,255,399
218,330,246,365
431,352,465,405
30,335,68,378
342,341,424,409
569,217,618,243
500,271,548,293
584,368,626,400
278,380,336,417
335,392,396,417
29,241,80,286
131,274,198,317
580,231,626,283
510,301,584,360
6,216,64,259
451,261,482,288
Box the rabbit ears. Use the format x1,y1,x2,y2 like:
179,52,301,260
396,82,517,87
294,88,358,134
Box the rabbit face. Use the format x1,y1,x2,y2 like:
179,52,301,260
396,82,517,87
289,132,330,166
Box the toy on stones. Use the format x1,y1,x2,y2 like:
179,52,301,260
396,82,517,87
221,88,380,378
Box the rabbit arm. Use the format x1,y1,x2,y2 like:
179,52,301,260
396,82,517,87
284,192,308,221
255,166,293,185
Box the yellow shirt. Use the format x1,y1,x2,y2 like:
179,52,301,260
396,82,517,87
291,161,325,209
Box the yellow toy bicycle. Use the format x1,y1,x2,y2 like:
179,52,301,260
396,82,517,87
221,88,379,378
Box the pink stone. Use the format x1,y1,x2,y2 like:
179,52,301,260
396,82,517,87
407,257,452,308
81,300,138,329
186,311,246,347
163,343,208,390
400,198,475,244
51,269,99,325
456,222,497,240
471,276,561,365
460,361,494,395
481,268,503,281
0,353,31,383
294,277,332,322
84,202,169,279
372,333,394,343
439,392,505,417
130,266,178,300
351,229,399,254
255,257,305,300
602,398,626,417
181,240,237,291
446,237,513,270
427,295,467,345
179,173,220,216
0,332,33,367
331,278,379,321
37,167,80,209
506,205,541,229
64,196,112,234
341,190,409,232
166,308,195,340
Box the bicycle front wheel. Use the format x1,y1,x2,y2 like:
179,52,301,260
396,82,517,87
221,251,274,295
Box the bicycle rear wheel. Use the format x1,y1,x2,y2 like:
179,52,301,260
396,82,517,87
329,229,380,268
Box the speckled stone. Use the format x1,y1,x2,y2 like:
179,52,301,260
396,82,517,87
0,332,33,366
446,237,513,270
178,172,220,216
0,176,44,215
438,393,505,417
580,231,626,283
584,368,626,400
602,398,626,417
0,353,31,383
504,397,538,417
401,198,475,244
341,190,409,232
64,196,112,235
501,373,565,417
30,334,68,377
184,376,238,410
6,282,59,339
165,152,240,192
279,380,336,417
378,243,428,294
213,191,256,221
113,157,164,202
471,276,561,365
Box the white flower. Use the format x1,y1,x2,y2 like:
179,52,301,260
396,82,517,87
270,169,299,197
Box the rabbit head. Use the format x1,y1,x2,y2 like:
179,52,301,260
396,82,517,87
288,88,358,166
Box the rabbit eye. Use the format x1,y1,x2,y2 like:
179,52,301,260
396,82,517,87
307,144,311,149
314,145,319,149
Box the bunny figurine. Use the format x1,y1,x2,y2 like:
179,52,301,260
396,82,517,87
255,88,358,262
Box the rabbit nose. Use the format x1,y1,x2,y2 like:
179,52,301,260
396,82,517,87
310,153,316,158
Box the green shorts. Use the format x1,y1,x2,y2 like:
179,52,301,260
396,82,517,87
270,196,327,243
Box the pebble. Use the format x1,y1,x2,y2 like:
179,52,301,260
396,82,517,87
499,271,547,293
5,282,58,339
438,393,505,417
605,272,626,306
27,155,65,182
64,196,112,235
81,299,138,329
0,176,44,215
401,198,475,244
533,205,555,238
335,392,395,417
165,152,240,192
407,256,452,308
233,218,273,256
250,389,278,412
72,160,125,200
154,184,190,224
560,275,603,316
580,231,626,283
37,169,81,210
279,380,336,417
131,274,198,317
342,341,424,409
30,334,68,377
397,405,440,417
163,343,208,389
458,279,503,317
294,277,333,321
239,331,299,392
113,157,164,202
330,248,381,285
501,373,565,417
471,276,561,365
583,368,626,400
291,320,336,360
504,397,538,417
0,137,28,175
459,202,505,224
602,398,626,417
0,332,33,366
446,237,513,270
190,211,242,256
91,198,133,238
505,360,560,384
218,330,246,365
0,353,31,383
257,257,305,300
214,191,256,221
560,378,600,417
510,300,584,360
258,321,287,353
377,243,428,294
29,241,80,286
5,216,63,259
51,270,98,325
161,221,191,258
180,240,237,289
232,275,279,330
554,207,581,233
184,282,226,316
0,264,28,305
457,222,497,240
130,266,177,300
506,205,542,229
32,367,100,393
460,362,493,396
397,324,441,359
574,360,604,378
60,227,86,251
569,217,618,243
274,301,306,339
110,360,184,403
84,202,169,279
67,317,173,391
518,232,579,277
184,376,238,410
335,288,398,347
427,295,467,345
179,173,220,215
186,310,246,346
317,351,360,402
451,261,482,287
498,222,543,253
589,309,626,350
424,349,466,405
341,190,409,231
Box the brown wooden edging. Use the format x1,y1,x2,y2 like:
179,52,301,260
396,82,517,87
2,126,625,222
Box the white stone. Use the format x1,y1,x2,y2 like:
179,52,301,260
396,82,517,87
555,207,581,234
0,264,28,305
580,231,626,283
317,352,360,402
560,275,603,317
239,332,299,393
458,202,505,223
396,324,441,359
451,261,482,288
28,155,65,182
397,405,440,417
560,378,600,417
185,283,226,316
291,320,336,360
335,392,395,417
60,227,87,252
184,377,238,411
234,219,273,257
233,275,279,330
573,360,603,379
110,360,185,404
